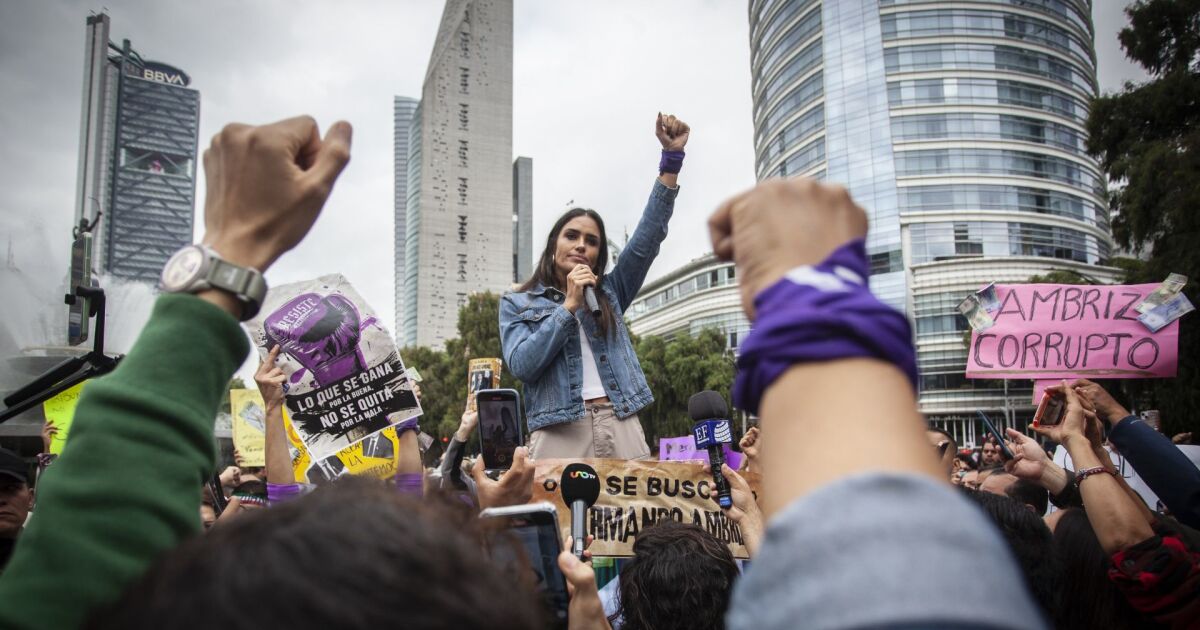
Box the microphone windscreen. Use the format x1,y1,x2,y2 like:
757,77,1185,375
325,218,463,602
560,462,601,507
687,390,728,421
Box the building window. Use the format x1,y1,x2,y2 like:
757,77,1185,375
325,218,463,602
458,215,468,242
458,140,468,167
457,177,468,205
459,31,469,58
458,103,470,131
459,67,469,94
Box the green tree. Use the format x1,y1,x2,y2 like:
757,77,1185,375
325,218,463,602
1087,0,1200,435
633,328,735,446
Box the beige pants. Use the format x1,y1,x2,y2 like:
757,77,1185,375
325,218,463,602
528,403,651,460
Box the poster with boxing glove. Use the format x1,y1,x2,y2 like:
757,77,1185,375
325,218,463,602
244,274,422,461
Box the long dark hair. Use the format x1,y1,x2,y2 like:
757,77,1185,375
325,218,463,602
518,207,617,337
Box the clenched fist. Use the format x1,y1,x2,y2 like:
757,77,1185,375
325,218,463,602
656,113,690,152
201,116,352,273
708,178,868,319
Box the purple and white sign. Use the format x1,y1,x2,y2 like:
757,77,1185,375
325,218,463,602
245,274,421,460
659,435,743,471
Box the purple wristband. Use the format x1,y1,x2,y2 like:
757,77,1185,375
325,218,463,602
731,239,917,415
394,472,424,498
395,416,420,434
267,482,309,506
659,150,685,174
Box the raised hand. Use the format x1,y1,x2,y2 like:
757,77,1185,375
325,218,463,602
710,463,764,556
471,446,535,510
201,116,352,273
1069,379,1129,427
254,345,287,409
656,112,690,152
41,420,59,453
738,426,761,473
708,178,868,319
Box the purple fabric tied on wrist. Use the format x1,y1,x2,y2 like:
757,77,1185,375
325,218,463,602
659,150,685,174
731,239,917,415
394,416,420,434
394,472,424,497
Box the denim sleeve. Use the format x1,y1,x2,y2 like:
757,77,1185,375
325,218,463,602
727,473,1047,630
1109,416,1200,529
499,293,576,383
604,180,678,311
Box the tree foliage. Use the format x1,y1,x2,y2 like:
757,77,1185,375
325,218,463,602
1087,0,1200,434
399,293,735,447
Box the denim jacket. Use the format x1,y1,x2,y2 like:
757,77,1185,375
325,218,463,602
500,179,679,431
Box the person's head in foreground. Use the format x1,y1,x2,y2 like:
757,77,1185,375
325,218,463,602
87,478,542,629
616,519,739,630
1052,508,1151,630
963,490,1058,621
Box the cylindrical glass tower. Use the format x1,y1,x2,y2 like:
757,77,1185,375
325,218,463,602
748,0,1117,442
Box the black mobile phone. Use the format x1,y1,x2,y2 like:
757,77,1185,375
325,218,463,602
480,502,569,629
976,410,1015,460
477,388,524,471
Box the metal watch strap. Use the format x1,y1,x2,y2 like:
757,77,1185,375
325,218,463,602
206,257,267,320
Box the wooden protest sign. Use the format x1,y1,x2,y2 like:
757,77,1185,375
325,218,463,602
530,459,762,559
42,381,87,455
966,283,1178,379
244,274,422,461
229,388,266,467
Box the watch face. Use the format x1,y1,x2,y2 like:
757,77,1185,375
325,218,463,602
161,246,206,291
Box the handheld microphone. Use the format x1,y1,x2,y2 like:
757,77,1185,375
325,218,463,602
583,286,601,318
688,391,734,509
560,462,601,559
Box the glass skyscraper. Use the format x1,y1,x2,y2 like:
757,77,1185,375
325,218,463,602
393,95,418,338
746,0,1117,440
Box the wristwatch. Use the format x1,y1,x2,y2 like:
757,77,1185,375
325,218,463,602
160,245,267,320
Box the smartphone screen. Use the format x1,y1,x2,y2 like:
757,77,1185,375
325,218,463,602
478,389,523,470
482,507,569,629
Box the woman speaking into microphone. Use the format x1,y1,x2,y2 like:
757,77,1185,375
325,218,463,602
500,113,690,459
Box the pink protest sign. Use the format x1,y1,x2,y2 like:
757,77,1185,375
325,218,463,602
966,284,1178,379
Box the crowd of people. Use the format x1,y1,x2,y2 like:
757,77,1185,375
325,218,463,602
0,111,1197,630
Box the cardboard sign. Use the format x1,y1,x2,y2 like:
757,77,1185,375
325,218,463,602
41,381,87,455
530,459,761,559
966,284,1178,379
281,407,404,484
658,436,744,471
244,274,422,461
468,358,501,411
229,388,266,467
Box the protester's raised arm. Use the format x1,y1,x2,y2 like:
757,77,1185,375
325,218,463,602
1034,384,1154,554
713,178,1044,630
604,114,687,310
0,116,351,629
255,345,294,487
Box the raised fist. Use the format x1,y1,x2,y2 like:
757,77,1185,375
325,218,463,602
656,113,690,152
264,293,366,387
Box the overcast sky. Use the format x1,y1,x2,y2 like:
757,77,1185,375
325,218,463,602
0,1,1150,375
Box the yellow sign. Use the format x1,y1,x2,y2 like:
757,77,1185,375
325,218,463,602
467,358,501,411
41,381,88,455
530,459,762,559
284,411,402,484
229,389,267,467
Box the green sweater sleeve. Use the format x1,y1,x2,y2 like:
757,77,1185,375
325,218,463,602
0,294,248,628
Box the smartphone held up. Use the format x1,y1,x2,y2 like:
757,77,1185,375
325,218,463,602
477,388,524,472
1033,390,1067,427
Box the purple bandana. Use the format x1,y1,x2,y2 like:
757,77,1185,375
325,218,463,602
732,239,917,415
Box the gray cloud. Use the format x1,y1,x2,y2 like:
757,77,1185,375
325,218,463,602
2,1,1137,383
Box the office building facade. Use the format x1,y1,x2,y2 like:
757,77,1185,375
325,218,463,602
633,0,1118,443
74,13,200,283
512,156,533,284
400,0,514,348
393,96,419,337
